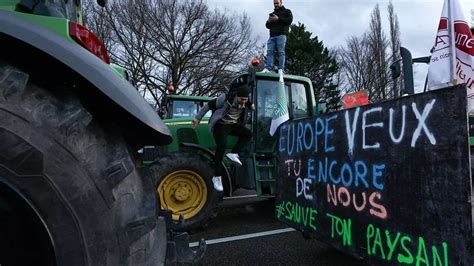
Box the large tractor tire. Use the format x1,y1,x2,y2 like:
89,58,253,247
149,152,220,231
0,61,167,265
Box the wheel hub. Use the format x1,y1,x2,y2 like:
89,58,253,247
174,185,191,202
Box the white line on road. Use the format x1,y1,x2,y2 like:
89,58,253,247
189,228,296,247
222,194,258,200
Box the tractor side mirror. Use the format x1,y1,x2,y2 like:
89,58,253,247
400,47,414,95
390,60,401,80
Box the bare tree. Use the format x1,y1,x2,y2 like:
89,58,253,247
83,0,258,107
367,4,390,102
338,3,399,103
83,0,116,51
107,0,164,104
388,0,402,98
338,35,376,95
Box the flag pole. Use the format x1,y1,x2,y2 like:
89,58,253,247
448,0,458,85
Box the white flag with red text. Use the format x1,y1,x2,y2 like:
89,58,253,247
427,0,474,112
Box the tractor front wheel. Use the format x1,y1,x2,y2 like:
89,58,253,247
150,152,220,231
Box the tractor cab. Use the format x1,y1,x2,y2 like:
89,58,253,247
230,70,317,196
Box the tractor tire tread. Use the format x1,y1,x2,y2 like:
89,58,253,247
0,60,165,265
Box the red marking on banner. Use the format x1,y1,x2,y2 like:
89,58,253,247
342,90,369,109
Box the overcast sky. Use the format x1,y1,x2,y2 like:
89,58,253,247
207,0,474,92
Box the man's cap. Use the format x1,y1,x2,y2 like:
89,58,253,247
237,85,250,97
230,75,250,97
230,75,247,88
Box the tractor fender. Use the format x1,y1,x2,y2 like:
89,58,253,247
180,142,233,196
0,10,171,145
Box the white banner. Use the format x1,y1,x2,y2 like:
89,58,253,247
269,72,289,136
427,0,474,112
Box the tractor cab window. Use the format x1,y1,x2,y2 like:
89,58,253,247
290,82,309,118
255,79,289,152
255,79,311,152
171,100,210,119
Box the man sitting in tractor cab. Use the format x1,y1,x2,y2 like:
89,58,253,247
192,78,253,191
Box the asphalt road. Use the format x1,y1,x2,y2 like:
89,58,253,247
184,189,363,265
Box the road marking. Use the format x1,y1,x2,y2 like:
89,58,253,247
189,227,296,247
222,194,258,200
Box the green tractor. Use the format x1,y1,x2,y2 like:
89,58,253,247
0,0,203,265
143,69,323,230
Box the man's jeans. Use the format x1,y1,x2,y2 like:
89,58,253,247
265,35,287,71
212,123,251,176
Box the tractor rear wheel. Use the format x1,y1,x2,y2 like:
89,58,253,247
150,152,220,231
0,61,167,265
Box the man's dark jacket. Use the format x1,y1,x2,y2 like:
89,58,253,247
265,6,293,36
195,90,253,134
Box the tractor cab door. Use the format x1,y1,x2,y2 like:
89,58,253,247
254,79,289,153
234,75,313,196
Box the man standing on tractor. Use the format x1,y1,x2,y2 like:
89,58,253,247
262,0,293,75
192,80,253,192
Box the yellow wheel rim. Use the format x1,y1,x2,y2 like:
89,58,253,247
157,170,208,220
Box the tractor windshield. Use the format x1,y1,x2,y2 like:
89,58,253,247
44,0,79,22
172,100,211,119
